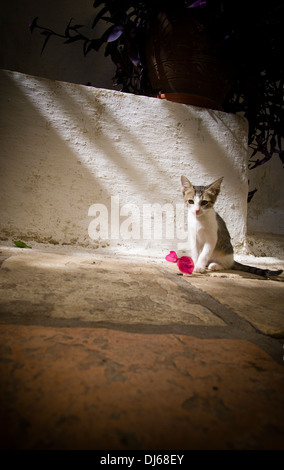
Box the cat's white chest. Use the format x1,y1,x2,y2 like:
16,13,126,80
188,209,218,249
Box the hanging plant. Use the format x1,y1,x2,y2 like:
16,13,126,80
30,0,284,195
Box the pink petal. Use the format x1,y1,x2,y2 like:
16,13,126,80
177,256,194,274
165,251,178,263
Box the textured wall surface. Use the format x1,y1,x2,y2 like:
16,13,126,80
0,70,249,257
247,158,284,235
1,0,282,238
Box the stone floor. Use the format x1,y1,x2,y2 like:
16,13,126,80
0,244,284,450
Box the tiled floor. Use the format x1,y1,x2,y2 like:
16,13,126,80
0,247,283,449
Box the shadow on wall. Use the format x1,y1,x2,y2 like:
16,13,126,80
0,0,116,90
0,70,248,253
43,80,175,198
158,99,248,240
0,71,105,246
159,99,248,191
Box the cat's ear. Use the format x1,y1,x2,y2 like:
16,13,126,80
207,177,224,194
181,176,193,195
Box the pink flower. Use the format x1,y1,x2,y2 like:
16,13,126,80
165,251,178,263
165,251,194,275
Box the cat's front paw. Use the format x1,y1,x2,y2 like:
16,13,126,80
208,262,222,271
194,264,206,274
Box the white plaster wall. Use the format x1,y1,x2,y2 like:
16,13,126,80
247,156,284,235
0,70,248,257
1,0,283,238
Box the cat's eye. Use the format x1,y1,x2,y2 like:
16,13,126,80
201,200,208,206
187,199,194,204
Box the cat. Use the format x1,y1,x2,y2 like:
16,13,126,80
181,175,283,278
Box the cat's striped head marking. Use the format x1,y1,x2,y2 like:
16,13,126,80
181,175,223,216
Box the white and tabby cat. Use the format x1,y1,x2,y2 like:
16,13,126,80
181,175,282,278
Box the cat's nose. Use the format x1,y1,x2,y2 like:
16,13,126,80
195,208,200,214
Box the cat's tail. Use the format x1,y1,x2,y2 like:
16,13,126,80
233,261,283,279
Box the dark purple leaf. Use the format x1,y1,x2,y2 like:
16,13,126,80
29,17,38,33
129,44,142,67
130,57,142,67
188,0,207,8
260,156,272,165
107,25,124,42
104,41,114,57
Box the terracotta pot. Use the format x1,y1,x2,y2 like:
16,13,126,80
146,11,234,110
157,92,223,109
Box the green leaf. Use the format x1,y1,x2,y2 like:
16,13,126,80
13,240,32,249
